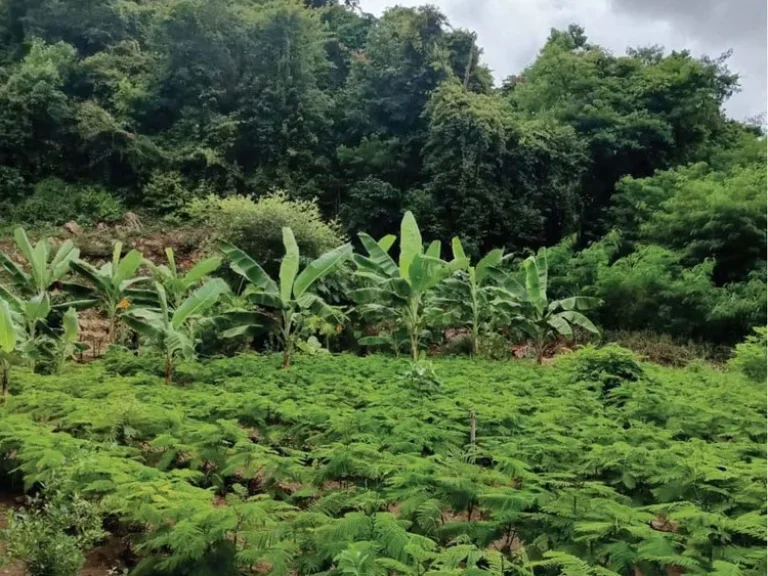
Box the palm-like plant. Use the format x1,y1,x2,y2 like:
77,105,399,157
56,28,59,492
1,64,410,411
0,227,79,297
352,212,468,360
436,240,522,356
514,251,601,363
123,279,229,384
0,289,82,387
144,248,221,307
220,228,352,368
70,242,152,343
0,298,26,396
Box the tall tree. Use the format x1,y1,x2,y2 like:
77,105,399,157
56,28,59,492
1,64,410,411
509,25,738,241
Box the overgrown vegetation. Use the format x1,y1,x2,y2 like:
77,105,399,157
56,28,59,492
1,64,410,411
0,0,762,347
0,0,764,572
0,352,764,575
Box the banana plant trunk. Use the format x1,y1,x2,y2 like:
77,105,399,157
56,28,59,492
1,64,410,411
281,311,293,369
535,335,544,365
408,299,421,361
108,308,117,344
1,364,8,397
470,281,479,357
164,356,173,385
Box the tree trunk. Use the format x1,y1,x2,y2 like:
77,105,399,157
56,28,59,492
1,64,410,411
1,365,8,397
108,310,116,344
410,331,419,361
536,337,544,365
281,314,293,369
164,357,173,385
469,410,476,448
463,43,474,89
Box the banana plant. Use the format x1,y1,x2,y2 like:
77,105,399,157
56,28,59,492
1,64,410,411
515,250,601,363
0,227,79,297
436,240,523,356
0,289,82,385
351,211,468,360
35,307,82,374
123,279,229,384
0,298,26,396
70,242,153,344
144,248,222,307
220,228,352,368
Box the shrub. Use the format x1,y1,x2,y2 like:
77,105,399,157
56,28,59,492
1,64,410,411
603,330,726,366
2,482,104,576
141,170,192,215
9,178,123,227
0,166,28,206
400,360,443,398
564,344,644,393
102,346,164,377
728,327,767,382
186,192,345,274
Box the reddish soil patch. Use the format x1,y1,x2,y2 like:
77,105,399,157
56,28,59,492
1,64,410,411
81,535,127,576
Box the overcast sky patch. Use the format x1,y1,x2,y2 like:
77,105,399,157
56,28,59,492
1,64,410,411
358,0,767,120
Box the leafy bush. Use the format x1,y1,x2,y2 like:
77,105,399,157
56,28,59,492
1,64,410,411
2,482,104,576
142,170,192,215
400,360,444,397
0,166,28,207
9,178,123,227
186,192,345,274
604,330,727,366
102,346,164,377
728,327,767,382
564,343,644,393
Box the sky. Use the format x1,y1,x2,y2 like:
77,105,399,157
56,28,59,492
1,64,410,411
358,0,767,120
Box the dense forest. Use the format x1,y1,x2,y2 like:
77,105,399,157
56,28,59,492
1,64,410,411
0,0,764,345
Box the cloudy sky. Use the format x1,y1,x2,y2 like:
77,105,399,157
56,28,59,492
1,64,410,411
358,0,767,120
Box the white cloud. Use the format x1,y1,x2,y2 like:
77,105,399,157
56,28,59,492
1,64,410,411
358,0,766,119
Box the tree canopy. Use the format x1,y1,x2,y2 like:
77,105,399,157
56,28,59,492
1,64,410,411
0,0,763,344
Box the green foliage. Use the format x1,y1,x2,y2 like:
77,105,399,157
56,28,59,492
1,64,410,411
352,211,468,359
187,193,346,274
510,27,737,241
2,480,105,576
220,227,351,367
144,247,222,308
0,227,79,296
421,80,585,253
563,344,644,394
434,240,515,356
70,241,150,343
614,159,766,285
8,178,124,227
0,0,761,346
728,327,767,383
514,250,601,363
0,354,764,575
601,330,726,366
0,228,88,384
142,171,193,216
123,279,229,383
546,136,767,346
